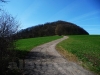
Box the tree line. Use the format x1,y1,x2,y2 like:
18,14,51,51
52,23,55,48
15,20,89,39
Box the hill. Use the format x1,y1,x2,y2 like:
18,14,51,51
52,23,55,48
15,20,89,39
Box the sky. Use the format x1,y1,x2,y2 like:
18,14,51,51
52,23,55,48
1,0,100,34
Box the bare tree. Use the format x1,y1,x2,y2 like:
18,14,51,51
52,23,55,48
0,11,19,38
0,11,20,75
0,11,20,55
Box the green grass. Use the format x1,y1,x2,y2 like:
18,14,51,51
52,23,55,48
57,35,100,74
15,36,62,58
16,36,62,51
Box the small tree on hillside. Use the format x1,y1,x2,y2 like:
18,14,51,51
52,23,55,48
55,24,63,36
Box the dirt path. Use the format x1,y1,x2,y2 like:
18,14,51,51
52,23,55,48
24,36,94,75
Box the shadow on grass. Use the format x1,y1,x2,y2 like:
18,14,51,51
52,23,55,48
14,49,30,59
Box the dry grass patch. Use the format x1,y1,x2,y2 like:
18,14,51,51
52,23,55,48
56,46,80,63
56,35,100,75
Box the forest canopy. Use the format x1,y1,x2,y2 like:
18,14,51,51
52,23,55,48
15,20,89,39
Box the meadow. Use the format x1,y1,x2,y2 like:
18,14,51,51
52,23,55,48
56,35,100,74
16,36,62,50
15,36,62,58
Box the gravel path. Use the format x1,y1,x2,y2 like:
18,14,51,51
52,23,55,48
24,36,94,75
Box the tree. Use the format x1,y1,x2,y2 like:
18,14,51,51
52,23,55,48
0,11,20,75
16,20,89,39
0,12,19,37
55,24,63,36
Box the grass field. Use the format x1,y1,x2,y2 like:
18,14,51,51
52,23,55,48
56,35,100,74
15,36,62,58
16,36,62,51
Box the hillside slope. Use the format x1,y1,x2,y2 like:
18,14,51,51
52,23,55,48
15,20,89,39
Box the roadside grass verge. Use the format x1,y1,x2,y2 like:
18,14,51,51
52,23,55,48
15,36,62,58
56,35,100,75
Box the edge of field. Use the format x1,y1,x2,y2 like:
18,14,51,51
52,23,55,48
56,35,99,75
15,36,63,58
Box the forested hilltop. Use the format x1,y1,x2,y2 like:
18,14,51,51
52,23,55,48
15,20,89,39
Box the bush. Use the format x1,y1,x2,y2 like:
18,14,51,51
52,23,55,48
0,11,20,75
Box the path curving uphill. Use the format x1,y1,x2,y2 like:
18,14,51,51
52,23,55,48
24,36,94,75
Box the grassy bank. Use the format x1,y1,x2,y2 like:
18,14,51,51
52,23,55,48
56,35,100,74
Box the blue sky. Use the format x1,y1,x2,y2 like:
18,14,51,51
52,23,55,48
2,0,100,34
